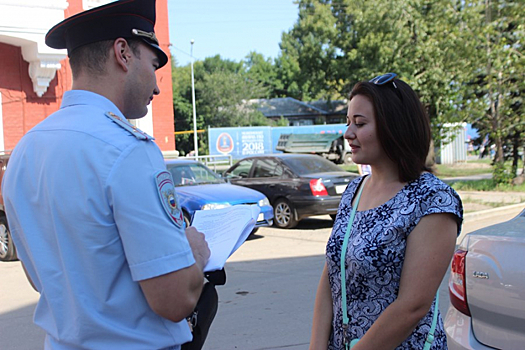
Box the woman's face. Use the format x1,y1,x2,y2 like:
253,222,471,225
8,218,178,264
344,94,385,165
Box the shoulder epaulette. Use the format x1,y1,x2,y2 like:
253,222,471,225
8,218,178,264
105,111,154,141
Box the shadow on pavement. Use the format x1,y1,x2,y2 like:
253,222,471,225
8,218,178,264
246,233,265,241
0,303,45,350
293,216,334,230
204,254,326,350
3,254,451,350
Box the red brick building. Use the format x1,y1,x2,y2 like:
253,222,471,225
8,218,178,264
0,0,175,152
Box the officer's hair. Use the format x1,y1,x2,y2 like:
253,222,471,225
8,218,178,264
69,39,142,78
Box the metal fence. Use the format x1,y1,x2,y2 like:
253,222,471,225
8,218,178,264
162,151,233,173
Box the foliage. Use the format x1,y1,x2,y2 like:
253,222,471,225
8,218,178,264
172,62,195,155
434,163,492,178
464,0,525,179
492,161,514,184
243,52,283,98
274,0,485,144
274,0,523,172
451,179,525,192
170,0,523,168
172,55,272,155
338,164,359,174
197,70,268,128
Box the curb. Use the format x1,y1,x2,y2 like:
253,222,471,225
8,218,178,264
463,202,525,220
458,202,524,244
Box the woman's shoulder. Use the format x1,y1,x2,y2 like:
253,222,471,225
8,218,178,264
341,176,366,202
410,172,463,218
413,172,454,192
347,175,366,190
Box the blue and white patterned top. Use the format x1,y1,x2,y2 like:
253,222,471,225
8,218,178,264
326,172,463,349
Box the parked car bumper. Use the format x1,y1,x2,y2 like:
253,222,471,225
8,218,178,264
444,308,495,350
255,205,274,227
289,196,341,220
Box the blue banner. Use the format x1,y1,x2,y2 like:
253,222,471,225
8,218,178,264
209,126,273,158
208,124,347,159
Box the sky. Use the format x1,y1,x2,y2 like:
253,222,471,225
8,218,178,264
167,0,299,66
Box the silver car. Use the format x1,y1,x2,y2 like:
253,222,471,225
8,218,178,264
445,209,525,349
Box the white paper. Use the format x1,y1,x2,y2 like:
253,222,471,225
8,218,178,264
190,205,261,272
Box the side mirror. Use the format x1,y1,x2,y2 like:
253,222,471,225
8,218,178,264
223,173,239,180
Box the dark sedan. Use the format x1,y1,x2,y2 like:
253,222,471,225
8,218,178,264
223,154,358,229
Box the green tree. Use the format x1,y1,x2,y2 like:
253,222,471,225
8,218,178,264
243,51,282,98
172,59,195,156
172,55,271,155
276,0,341,101
275,0,523,159
461,0,524,182
197,69,269,128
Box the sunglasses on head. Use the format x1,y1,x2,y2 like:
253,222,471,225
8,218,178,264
369,73,398,88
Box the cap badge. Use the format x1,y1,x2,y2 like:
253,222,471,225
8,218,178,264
132,28,159,45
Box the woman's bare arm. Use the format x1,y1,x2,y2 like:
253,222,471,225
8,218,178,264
351,213,458,350
310,263,334,350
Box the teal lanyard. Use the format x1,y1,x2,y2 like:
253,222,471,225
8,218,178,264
340,176,439,349
340,177,367,344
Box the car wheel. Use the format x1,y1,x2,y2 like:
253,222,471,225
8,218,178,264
0,215,17,262
273,199,298,229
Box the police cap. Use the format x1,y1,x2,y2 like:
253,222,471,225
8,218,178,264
45,0,168,68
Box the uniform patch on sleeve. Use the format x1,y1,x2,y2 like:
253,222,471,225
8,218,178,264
155,171,184,228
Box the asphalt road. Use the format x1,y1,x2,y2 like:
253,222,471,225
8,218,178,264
1,205,523,350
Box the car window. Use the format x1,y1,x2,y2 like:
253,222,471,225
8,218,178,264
228,159,254,178
283,156,342,175
253,158,283,178
167,163,222,186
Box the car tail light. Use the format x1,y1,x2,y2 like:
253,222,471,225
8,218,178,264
449,249,471,316
310,179,328,196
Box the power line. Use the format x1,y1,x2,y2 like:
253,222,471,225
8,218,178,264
170,45,192,57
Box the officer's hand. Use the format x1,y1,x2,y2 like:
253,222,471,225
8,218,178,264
185,226,210,271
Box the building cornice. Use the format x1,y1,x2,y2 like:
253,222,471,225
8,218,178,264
0,1,68,97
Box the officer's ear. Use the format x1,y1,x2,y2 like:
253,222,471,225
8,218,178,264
113,38,132,72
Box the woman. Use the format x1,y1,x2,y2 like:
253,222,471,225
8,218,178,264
310,73,462,350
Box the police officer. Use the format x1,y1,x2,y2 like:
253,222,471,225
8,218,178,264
2,1,210,349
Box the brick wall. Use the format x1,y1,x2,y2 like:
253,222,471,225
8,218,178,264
152,0,176,151
0,0,175,152
0,43,71,150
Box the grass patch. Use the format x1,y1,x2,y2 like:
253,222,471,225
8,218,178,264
451,179,525,192
461,198,511,213
339,162,492,177
339,164,359,174
340,159,524,188
433,163,491,177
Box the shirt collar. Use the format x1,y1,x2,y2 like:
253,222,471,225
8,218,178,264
61,90,125,119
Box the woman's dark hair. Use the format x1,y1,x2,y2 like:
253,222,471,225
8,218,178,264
349,78,432,182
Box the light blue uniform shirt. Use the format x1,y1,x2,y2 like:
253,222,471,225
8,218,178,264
3,90,195,349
